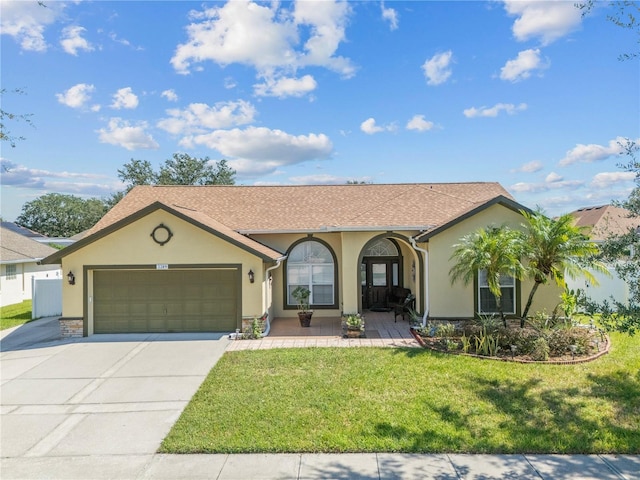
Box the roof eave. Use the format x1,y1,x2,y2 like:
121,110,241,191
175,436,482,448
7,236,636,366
239,225,430,235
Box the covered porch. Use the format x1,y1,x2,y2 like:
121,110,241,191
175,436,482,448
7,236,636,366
227,310,421,351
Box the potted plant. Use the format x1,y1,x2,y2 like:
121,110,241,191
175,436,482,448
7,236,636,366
342,313,365,338
292,286,313,327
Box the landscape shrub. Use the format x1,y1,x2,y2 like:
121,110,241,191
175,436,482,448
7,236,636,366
547,327,593,356
498,327,539,355
531,337,550,361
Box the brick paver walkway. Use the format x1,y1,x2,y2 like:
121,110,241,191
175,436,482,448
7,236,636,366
226,310,421,351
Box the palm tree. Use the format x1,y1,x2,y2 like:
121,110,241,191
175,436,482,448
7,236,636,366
449,225,524,326
519,210,606,327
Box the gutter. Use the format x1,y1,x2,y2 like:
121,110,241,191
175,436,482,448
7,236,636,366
3,258,48,265
261,255,287,337
409,237,429,327
237,226,428,235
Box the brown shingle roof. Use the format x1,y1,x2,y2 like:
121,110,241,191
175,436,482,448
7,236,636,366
89,182,515,235
170,204,283,259
569,205,640,241
1,227,58,263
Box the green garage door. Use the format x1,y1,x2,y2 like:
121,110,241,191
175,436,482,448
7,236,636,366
93,269,239,333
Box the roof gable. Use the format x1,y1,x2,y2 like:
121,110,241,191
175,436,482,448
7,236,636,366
414,195,531,242
569,205,640,241
41,202,284,264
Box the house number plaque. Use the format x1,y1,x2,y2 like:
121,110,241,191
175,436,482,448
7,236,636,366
151,223,173,246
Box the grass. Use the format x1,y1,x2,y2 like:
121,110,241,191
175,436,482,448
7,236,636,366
0,300,33,330
161,332,640,454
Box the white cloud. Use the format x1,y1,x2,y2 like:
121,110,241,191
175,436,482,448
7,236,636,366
381,3,398,31
422,51,453,86
293,0,354,75
590,171,636,188
360,117,396,135
157,100,256,135
254,74,317,98
110,87,139,110
510,176,583,193
406,115,434,132
181,126,333,176
463,103,527,118
60,25,94,56
97,118,159,150
559,136,636,166
0,0,61,52
503,0,583,45
171,0,354,78
55,83,95,109
545,171,563,183
0,159,117,196
511,160,543,173
108,32,143,51
161,89,178,102
500,48,549,82
288,174,363,184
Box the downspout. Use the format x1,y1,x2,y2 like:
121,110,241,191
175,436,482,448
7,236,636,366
410,237,429,327
262,255,287,337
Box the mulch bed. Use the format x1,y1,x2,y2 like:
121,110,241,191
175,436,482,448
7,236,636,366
410,328,611,365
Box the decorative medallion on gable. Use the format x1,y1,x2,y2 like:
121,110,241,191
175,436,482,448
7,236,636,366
151,223,173,246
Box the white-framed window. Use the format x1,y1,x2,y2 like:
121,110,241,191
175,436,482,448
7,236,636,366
287,240,335,307
478,270,516,314
6,264,17,280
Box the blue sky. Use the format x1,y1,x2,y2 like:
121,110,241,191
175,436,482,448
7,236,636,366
1,0,638,222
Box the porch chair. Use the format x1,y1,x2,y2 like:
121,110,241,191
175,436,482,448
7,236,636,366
394,293,416,322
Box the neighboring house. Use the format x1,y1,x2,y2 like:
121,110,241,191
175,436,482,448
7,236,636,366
41,183,561,336
568,204,640,305
1,226,62,307
1,221,79,248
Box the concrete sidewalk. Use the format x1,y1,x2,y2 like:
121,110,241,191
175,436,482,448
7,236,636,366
2,452,638,479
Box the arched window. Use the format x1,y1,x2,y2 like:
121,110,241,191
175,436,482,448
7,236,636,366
287,240,335,307
363,238,399,257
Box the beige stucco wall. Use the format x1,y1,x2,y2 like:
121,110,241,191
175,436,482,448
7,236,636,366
61,210,265,331
256,231,420,318
424,204,562,319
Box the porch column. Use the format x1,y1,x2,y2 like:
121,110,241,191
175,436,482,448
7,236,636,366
340,232,361,314
410,238,429,324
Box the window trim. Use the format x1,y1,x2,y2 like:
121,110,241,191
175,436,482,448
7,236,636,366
283,237,339,310
474,270,519,316
5,264,17,280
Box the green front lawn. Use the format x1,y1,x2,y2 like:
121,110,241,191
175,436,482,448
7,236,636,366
0,300,33,330
161,332,640,454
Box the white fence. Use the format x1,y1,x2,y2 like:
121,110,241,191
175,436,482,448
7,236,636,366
32,278,62,319
566,265,630,306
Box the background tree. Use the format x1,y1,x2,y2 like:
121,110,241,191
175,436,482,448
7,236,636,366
519,210,605,326
577,1,639,60
585,140,640,335
157,154,234,185
16,193,107,237
449,225,524,326
0,88,34,148
104,154,236,209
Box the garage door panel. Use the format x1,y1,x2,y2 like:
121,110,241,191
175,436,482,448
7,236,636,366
94,269,239,334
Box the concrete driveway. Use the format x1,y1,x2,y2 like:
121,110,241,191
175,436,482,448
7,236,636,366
1,318,229,478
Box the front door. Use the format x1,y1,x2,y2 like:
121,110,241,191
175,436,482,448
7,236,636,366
361,258,399,309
